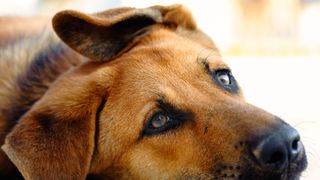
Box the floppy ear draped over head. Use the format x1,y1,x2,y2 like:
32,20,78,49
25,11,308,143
2,4,200,179
52,4,198,62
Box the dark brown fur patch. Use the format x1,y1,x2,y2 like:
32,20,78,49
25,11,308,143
0,32,86,177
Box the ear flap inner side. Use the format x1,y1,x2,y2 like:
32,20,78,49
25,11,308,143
53,10,159,62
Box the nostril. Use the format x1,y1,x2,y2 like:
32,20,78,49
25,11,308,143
252,136,288,171
250,123,305,173
290,137,302,162
266,151,285,165
292,139,298,150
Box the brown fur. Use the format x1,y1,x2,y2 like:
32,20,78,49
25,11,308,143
0,4,306,179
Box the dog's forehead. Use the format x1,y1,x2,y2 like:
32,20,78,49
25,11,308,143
106,29,231,105
118,29,227,73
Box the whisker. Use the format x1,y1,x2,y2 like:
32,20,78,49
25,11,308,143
292,121,318,128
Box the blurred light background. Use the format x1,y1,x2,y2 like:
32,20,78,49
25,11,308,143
0,0,319,179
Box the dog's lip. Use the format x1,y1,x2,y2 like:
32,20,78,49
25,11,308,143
211,151,307,180
210,170,301,180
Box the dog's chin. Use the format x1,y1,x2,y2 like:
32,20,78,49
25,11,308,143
210,153,307,180
238,168,304,180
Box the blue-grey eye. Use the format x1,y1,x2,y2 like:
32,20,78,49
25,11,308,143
141,101,193,137
143,112,179,136
151,114,170,129
211,69,238,93
217,72,231,85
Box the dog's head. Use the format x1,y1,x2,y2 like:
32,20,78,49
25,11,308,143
2,4,307,179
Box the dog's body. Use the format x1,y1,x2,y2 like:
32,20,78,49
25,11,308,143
0,5,307,179
0,28,86,177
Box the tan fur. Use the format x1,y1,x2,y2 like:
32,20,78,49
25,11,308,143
0,4,306,179
0,30,86,176
0,16,49,47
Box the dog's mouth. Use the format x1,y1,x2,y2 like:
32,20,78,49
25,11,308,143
212,152,307,180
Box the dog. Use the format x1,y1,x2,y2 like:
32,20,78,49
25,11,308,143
0,4,307,179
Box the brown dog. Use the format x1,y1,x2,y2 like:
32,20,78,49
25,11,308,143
0,4,307,179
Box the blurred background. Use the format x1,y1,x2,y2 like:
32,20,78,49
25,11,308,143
0,0,319,179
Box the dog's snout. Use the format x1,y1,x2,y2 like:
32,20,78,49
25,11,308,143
252,124,303,171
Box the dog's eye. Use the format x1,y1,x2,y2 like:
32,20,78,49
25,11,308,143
143,112,179,135
217,71,231,85
142,100,193,137
211,69,238,93
151,114,170,128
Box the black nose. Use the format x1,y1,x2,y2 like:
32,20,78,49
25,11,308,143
252,124,303,171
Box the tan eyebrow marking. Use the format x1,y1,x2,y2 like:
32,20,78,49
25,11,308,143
196,49,215,72
197,50,229,73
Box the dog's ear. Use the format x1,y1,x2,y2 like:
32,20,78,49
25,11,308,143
151,4,197,30
2,67,108,179
52,4,198,62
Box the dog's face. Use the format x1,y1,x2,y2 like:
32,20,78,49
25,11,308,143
2,5,306,180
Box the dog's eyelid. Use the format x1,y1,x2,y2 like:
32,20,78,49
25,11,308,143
212,67,231,73
157,99,193,121
198,58,231,74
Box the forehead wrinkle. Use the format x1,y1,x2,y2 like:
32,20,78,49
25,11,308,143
157,80,213,111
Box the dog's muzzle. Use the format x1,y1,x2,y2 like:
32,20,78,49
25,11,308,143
241,121,308,180
252,123,304,172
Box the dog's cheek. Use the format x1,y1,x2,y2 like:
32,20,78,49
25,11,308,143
122,148,167,179
120,131,213,179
